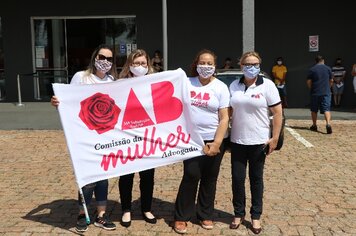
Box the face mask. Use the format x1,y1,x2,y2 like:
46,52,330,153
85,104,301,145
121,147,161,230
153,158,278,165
243,66,260,79
95,59,112,73
277,61,282,65
196,65,215,79
130,65,148,77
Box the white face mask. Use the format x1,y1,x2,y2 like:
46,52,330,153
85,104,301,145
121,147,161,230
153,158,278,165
129,66,148,77
243,66,260,79
277,61,282,65
196,65,215,79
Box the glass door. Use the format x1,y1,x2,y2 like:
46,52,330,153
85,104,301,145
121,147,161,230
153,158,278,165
32,16,136,100
33,19,67,99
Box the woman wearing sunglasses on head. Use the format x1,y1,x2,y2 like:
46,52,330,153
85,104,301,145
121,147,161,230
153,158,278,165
228,51,282,234
117,49,157,228
50,44,118,232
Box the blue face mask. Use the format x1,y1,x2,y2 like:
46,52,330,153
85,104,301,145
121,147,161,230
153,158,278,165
243,66,260,79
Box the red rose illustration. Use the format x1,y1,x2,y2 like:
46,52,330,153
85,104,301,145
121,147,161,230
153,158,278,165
79,92,120,134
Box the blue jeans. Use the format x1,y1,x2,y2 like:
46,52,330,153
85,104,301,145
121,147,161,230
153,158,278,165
78,179,108,211
230,143,266,220
310,94,331,113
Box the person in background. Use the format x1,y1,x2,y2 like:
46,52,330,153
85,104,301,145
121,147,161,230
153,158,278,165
352,63,356,109
151,49,163,72
272,57,288,108
307,55,333,134
331,58,346,108
173,49,230,234
229,51,282,235
221,57,234,69
51,44,118,232
118,49,157,228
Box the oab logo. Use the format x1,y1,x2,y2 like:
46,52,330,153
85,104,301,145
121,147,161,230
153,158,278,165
79,81,183,134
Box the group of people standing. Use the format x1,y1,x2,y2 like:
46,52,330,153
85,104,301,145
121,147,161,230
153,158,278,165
174,50,282,235
272,55,356,135
51,44,283,234
305,55,356,134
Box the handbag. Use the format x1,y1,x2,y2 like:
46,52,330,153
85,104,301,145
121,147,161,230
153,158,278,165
269,110,285,150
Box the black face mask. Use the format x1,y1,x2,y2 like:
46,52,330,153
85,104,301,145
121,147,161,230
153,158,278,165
336,61,341,66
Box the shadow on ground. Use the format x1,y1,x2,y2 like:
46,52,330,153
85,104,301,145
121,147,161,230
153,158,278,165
22,197,233,232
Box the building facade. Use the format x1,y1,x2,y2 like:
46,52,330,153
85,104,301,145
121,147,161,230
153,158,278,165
0,0,354,108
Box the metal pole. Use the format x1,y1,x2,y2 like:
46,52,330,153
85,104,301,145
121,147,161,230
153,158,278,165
16,74,25,107
242,0,255,52
162,0,168,71
34,72,42,100
78,187,90,224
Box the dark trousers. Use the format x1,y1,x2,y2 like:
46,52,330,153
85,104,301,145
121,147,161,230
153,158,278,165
119,168,155,212
174,140,225,221
78,179,108,210
230,143,266,220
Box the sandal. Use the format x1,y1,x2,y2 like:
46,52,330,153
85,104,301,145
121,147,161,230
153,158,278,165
230,217,244,229
200,220,213,230
173,221,187,234
251,219,262,234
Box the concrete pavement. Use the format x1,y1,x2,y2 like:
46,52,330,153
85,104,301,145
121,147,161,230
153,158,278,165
0,102,355,130
1,103,356,235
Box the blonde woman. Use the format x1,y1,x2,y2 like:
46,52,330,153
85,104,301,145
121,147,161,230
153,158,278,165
229,51,282,234
117,49,157,228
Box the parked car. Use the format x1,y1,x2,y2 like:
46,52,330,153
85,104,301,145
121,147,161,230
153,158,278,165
214,68,272,88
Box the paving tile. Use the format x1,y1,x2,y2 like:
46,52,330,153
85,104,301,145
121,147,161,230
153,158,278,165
1,119,356,235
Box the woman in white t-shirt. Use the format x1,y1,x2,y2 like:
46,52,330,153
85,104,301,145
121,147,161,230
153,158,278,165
173,49,230,234
229,51,282,234
50,44,118,232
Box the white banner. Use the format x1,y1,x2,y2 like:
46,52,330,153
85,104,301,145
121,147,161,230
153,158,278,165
53,68,204,188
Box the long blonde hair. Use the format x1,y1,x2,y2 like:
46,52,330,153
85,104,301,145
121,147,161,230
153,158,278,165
119,49,155,78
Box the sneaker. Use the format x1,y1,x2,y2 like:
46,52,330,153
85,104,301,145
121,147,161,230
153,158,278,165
173,221,187,234
310,125,317,132
326,125,332,134
94,213,116,230
76,214,88,232
200,220,214,230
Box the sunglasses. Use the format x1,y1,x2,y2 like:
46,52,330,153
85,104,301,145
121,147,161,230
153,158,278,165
97,54,113,62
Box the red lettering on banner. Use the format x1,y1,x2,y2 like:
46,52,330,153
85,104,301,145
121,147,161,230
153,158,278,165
151,81,183,124
100,125,191,171
122,89,154,130
121,82,183,129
